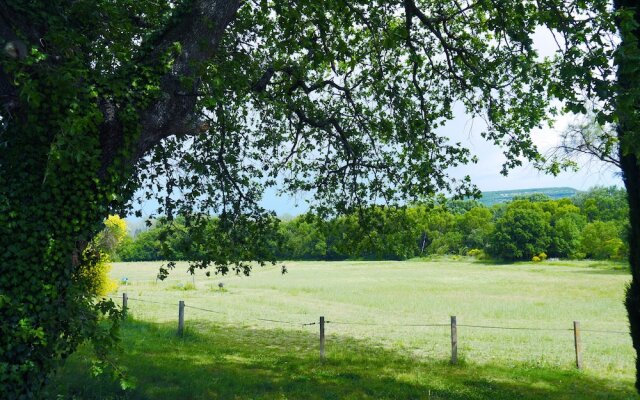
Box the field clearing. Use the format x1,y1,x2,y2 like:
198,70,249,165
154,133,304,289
51,259,638,399
109,259,632,370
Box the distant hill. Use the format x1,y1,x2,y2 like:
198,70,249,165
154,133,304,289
478,187,579,206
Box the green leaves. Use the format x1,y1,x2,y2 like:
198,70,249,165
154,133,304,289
0,0,627,396
489,204,553,261
0,0,170,394
0,294,8,308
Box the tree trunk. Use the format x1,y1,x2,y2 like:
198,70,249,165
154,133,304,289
623,153,640,392
0,1,243,395
0,121,107,397
615,0,640,392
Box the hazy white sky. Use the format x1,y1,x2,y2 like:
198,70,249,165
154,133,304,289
444,104,621,191
260,26,622,216
132,24,622,219
132,103,622,219
261,109,622,216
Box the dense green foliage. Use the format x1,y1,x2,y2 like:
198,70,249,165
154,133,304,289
3,0,639,396
490,204,552,261
120,186,628,262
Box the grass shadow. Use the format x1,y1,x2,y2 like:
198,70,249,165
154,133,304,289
469,259,514,266
469,259,631,275
48,318,637,400
552,261,630,275
570,268,630,276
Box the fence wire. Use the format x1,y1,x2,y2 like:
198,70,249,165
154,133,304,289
123,297,175,307
117,295,316,326
327,321,450,328
114,294,629,336
457,324,572,332
581,329,629,335
183,304,227,315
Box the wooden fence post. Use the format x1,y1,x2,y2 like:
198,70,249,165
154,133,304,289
178,300,185,337
574,321,582,369
122,293,128,316
320,316,325,361
451,315,458,365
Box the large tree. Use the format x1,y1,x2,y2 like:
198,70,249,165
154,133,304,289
614,0,640,392
489,202,552,261
0,0,635,396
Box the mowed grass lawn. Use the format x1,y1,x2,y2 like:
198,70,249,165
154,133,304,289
50,259,638,399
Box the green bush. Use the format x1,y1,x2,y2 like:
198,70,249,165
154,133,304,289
467,248,488,260
580,221,627,260
76,215,127,296
170,282,197,291
488,204,551,261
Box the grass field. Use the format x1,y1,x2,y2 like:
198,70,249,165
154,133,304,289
49,258,638,399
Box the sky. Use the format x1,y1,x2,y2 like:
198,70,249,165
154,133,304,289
446,103,621,190
258,110,622,217
130,95,623,221
257,26,623,216
130,25,622,221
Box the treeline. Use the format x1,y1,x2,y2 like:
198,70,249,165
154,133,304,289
117,186,629,262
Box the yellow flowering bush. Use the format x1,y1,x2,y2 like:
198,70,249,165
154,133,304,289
76,215,127,296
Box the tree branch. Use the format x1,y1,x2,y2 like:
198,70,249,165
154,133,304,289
131,0,241,163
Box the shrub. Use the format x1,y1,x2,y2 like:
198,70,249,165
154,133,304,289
75,215,127,296
580,221,628,260
171,282,197,291
488,205,551,261
532,256,541,262
467,248,488,260
96,215,128,255
76,248,118,296
572,252,587,260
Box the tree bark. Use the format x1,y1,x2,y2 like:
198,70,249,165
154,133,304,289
623,153,640,392
132,0,241,163
615,0,640,392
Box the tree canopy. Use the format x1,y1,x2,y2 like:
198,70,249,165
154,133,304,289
2,0,639,397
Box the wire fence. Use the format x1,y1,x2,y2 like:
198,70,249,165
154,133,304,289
125,294,629,334
114,292,630,369
125,296,313,326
